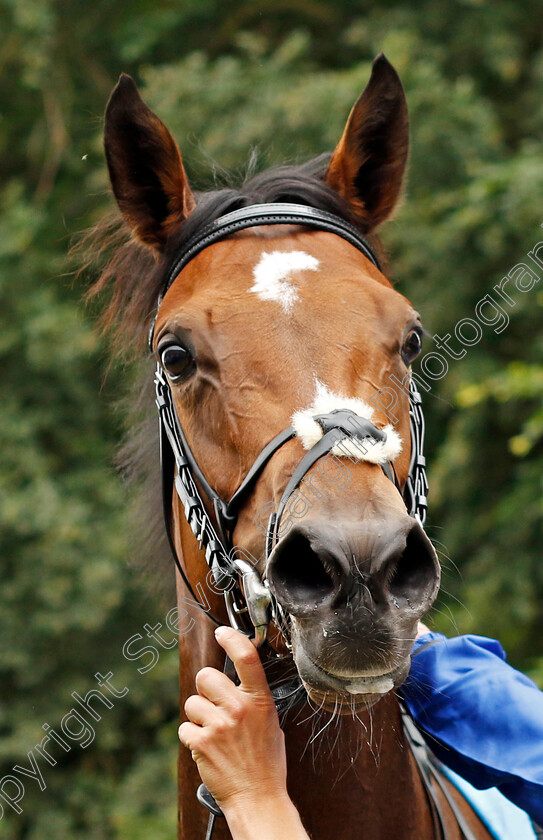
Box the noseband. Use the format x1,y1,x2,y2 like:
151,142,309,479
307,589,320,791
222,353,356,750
151,203,429,644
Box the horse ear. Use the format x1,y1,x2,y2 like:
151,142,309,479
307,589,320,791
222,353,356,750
326,54,409,230
104,74,195,251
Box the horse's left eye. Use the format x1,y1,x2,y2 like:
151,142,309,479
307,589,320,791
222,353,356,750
402,329,422,365
159,344,195,381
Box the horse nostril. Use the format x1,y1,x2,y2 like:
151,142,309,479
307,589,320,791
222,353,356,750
386,522,439,610
267,528,336,614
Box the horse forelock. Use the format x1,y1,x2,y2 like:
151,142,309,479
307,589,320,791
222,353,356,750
82,153,385,357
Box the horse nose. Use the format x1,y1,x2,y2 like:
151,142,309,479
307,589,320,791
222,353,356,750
382,521,440,611
266,519,439,617
267,525,349,616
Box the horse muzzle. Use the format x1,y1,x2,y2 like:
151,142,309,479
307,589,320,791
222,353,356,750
266,514,440,707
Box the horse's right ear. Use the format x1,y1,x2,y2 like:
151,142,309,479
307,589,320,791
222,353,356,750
104,74,195,251
326,55,409,230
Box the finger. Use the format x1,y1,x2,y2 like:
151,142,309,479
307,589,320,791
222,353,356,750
195,666,240,706
214,626,271,696
178,720,201,751
184,693,217,726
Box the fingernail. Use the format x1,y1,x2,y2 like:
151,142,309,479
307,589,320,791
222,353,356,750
214,626,227,639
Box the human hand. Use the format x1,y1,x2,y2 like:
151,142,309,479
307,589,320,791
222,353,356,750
178,626,288,812
416,621,431,638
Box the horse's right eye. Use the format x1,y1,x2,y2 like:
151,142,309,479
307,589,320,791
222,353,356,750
159,344,195,382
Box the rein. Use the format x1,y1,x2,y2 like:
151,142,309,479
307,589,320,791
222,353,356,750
149,203,467,839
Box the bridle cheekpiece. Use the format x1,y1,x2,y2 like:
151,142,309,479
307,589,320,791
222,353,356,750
151,203,429,646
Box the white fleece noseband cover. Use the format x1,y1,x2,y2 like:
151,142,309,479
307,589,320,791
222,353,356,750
291,381,402,464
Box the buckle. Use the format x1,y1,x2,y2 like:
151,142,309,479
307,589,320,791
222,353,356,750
230,559,271,647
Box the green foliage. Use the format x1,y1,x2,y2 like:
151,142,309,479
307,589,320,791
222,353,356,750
1,0,542,835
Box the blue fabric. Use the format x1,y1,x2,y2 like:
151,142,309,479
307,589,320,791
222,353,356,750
441,764,537,840
399,632,543,825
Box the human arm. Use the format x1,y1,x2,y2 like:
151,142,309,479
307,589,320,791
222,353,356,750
401,630,543,824
178,626,309,840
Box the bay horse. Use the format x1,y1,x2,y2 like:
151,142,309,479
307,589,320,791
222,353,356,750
95,54,494,839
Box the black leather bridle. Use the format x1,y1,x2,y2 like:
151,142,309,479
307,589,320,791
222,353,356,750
149,203,470,840
151,203,429,642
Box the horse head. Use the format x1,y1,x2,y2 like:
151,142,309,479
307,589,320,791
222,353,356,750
103,54,440,714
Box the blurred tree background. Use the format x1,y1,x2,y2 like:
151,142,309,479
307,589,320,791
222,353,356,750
1,0,542,836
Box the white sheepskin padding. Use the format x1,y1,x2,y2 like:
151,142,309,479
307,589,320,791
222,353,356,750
250,250,319,312
291,380,402,464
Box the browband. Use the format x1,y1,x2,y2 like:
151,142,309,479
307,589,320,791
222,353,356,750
149,202,380,347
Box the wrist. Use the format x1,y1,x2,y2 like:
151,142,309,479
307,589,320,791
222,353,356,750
222,789,290,820
222,791,308,840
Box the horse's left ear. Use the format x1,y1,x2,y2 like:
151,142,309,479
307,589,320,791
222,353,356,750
326,54,409,230
104,74,195,251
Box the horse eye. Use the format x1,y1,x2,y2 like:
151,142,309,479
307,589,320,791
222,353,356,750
159,343,195,381
402,329,422,365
